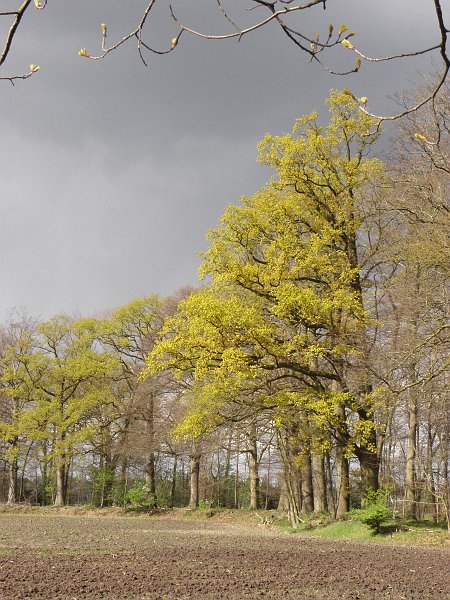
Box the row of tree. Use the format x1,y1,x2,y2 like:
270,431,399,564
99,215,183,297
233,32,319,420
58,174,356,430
0,89,448,528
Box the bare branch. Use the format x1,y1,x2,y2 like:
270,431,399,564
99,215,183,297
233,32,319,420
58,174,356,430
81,0,176,62
170,1,325,42
0,64,39,86
0,0,33,68
1,0,449,122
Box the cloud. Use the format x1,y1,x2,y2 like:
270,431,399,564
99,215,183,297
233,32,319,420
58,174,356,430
0,0,444,320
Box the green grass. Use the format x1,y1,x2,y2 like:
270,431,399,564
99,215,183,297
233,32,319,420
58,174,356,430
275,516,449,546
301,519,373,541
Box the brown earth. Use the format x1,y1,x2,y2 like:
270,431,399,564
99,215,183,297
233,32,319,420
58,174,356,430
0,514,448,600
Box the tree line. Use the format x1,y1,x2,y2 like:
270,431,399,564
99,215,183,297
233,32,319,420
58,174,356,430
0,89,448,528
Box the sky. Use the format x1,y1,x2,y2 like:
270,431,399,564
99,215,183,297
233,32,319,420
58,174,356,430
0,0,445,322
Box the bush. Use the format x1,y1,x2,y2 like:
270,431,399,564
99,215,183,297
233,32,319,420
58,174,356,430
197,499,214,511
107,482,127,507
350,504,391,533
125,483,157,509
349,488,392,534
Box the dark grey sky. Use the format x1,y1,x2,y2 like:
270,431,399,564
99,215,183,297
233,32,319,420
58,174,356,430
0,0,445,320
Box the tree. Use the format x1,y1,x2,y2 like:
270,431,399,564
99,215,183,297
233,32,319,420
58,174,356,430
98,296,167,506
372,82,449,521
0,310,37,504
1,314,117,506
1,1,448,120
146,90,390,522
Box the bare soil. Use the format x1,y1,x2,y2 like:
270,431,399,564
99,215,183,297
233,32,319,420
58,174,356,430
0,513,448,599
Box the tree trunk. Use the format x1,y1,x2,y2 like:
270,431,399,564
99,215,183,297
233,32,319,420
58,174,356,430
426,401,437,522
277,476,290,513
247,427,260,510
334,396,350,518
356,407,380,494
405,395,418,519
54,463,66,506
277,431,303,527
7,455,18,505
234,434,240,508
357,447,380,495
335,445,350,518
312,454,327,513
265,443,271,510
188,453,200,508
442,407,450,533
324,452,336,517
144,396,156,503
170,454,177,508
19,444,33,503
300,453,314,513
40,442,49,505
225,432,232,508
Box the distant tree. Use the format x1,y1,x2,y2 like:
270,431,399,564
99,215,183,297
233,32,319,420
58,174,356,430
373,82,449,521
1,314,117,506
0,310,37,504
98,296,166,505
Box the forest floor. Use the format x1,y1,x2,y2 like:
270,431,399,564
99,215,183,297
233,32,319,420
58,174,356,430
0,511,448,599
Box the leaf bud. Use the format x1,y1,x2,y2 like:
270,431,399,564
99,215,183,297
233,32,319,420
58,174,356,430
171,37,178,48
355,58,361,70
29,64,40,72
414,133,427,142
101,23,107,36
342,88,356,100
341,39,354,49
339,24,348,35
359,96,368,105
328,24,334,36
78,48,89,57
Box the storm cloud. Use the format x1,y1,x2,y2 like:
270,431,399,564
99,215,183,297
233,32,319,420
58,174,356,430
0,0,445,320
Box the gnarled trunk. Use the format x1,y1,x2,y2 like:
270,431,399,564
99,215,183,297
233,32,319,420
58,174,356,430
357,447,380,495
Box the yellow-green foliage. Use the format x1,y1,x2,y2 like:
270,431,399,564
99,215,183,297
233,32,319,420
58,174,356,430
100,295,163,356
146,91,383,446
1,315,118,464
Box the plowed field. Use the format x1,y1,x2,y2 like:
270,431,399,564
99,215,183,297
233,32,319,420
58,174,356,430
0,514,448,599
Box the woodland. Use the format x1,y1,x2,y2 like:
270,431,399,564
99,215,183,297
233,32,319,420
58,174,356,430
0,86,448,531
0,1,449,533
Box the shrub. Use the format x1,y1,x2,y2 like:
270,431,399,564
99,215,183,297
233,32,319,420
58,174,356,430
349,488,392,534
107,482,127,507
197,499,213,511
125,483,156,509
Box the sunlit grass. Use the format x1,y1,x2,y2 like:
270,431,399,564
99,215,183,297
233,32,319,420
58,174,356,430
276,516,449,546
301,520,373,541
